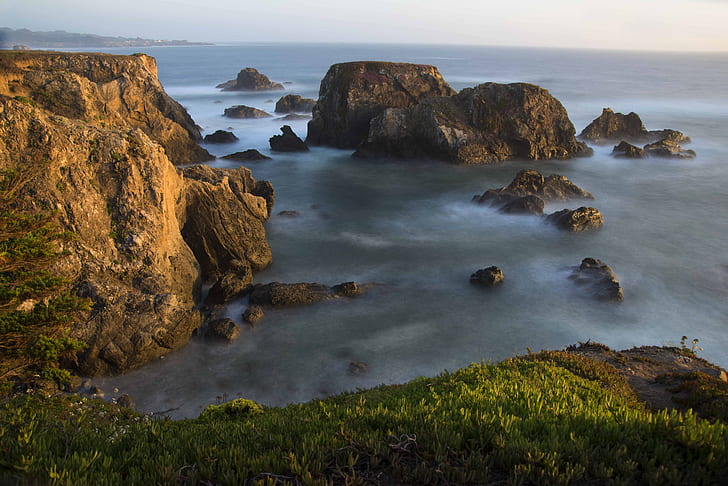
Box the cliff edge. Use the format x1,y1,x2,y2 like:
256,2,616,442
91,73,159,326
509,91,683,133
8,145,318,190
0,52,271,375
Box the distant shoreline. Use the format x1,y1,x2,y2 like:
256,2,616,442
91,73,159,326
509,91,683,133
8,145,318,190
0,27,213,49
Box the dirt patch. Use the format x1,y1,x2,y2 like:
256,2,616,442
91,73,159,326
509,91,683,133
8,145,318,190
564,342,728,417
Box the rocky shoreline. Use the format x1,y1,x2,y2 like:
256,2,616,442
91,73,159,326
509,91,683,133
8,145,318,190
0,50,702,389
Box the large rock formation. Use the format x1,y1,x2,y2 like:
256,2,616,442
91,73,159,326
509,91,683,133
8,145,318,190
0,50,212,164
0,52,274,376
307,61,455,149
216,67,284,91
356,83,592,163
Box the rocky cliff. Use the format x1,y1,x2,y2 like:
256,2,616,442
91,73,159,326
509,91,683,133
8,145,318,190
307,61,455,149
0,50,212,164
0,52,272,376
356,82,592,163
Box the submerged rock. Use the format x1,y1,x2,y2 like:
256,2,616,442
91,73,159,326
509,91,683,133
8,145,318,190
248,281,363,307
546,207,604,232
269,125,308,152
223,105,272,119
307,61,455,149
470,266,505,287
356,83,592,163
205,318,241,342
569,257,624,301
278,113,311,121
204,130,238,144
204,260,253,306
644,138,696,159
216,67,284,91
275,94,315,113
221,149,271,162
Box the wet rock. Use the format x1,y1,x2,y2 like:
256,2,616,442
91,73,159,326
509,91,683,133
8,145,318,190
546,207,604,232
275,94,316,113
89,385,104,397
307,61,455,149
349,361,369,376
205,260,253,305
249,281,363,307
499,195,545,215
221,149,271,162
644,138,696,159
470,266,505,287
181,165,273,280
476,169,594,205
204,130,239,144
612,141,645,158
116,394,136,409
332,281,363,297
358,83,592,163
205,318,241,342
216,67,284,91
277,210,300,217
243,305,264,325
579,108,648,143
269,125,308,152
569,257,623,301
223,105,272,118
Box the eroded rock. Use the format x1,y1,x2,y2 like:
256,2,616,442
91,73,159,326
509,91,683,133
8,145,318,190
476,169,593,206
243,305,264,325
644,138,696,159
205,260,253,306
0,51,212,164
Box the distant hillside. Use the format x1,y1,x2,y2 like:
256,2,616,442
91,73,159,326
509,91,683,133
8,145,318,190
0,27,212,48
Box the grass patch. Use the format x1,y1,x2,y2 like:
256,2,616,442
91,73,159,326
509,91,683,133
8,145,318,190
1,359,727,485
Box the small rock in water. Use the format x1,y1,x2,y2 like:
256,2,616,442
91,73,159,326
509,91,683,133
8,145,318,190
277,210,300,217
205,318,241,342
89,385,104,397
269,125,308,152
612,141,645,159
546,207,604,232
204,130,239,144
470,266,505,287
243,305,265,325
569,257,623,301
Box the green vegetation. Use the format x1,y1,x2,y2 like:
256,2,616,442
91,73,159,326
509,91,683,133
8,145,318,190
1,358,727,485
0,170,89,392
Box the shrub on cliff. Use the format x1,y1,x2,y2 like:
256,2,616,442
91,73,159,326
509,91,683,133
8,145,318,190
0,170,89,393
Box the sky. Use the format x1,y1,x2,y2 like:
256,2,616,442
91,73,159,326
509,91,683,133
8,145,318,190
2,0,728,52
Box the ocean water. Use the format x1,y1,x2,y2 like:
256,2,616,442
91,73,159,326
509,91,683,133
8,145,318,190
68,44,727,418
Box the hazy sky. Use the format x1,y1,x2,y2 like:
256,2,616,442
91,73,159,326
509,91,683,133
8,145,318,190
2,0,728,52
